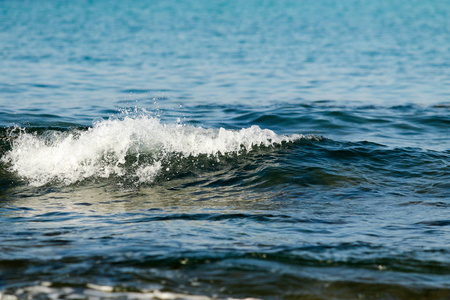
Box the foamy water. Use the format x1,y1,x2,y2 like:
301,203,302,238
0,282,261,300
1,114,304,186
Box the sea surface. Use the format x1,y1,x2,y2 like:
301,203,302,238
1,0,450,299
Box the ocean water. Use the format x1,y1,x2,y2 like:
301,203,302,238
1,0,450,299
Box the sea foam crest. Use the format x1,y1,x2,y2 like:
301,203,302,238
2,115,303,186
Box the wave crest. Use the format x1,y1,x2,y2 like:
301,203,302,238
1,115,305,186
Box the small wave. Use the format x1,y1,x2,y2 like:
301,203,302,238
0,282,257,300
1,114,307,187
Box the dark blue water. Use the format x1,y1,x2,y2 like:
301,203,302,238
1,0,450,299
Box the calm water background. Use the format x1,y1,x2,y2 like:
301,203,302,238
1,0,450,299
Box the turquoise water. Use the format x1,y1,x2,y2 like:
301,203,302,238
1,1,450,299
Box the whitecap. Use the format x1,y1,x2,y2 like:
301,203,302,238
1,115,304,186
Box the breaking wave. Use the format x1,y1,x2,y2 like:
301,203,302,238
1,114,309,187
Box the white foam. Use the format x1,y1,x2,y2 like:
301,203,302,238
1,282,263,300
2,115,304,186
